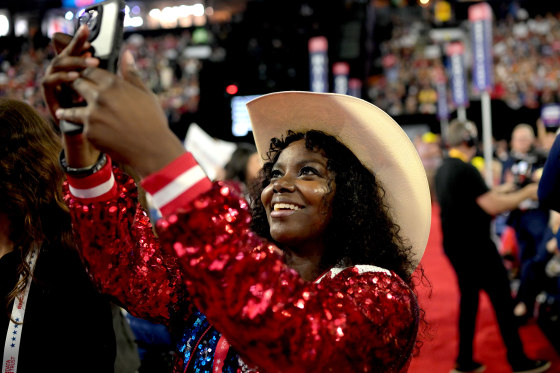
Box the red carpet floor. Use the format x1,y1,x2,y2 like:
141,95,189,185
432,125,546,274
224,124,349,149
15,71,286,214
409,203,560,373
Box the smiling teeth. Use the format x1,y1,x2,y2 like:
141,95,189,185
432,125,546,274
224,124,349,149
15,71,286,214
274,203,301,211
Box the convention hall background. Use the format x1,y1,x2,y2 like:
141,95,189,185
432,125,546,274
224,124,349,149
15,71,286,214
1,0,560,372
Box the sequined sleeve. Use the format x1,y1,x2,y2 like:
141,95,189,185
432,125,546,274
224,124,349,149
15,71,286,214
64,159,190,324
147,156,419,372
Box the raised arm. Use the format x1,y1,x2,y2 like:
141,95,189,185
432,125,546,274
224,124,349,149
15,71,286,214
42,26,190,324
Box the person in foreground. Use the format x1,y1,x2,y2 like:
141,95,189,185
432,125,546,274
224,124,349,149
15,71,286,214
43,26,431,372
434,120,551,373
539,131,560,213
0,98,116,372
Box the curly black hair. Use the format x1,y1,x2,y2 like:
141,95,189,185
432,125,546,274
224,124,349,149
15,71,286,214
249,130,416,284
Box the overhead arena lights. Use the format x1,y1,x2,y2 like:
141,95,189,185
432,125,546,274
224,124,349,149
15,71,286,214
148,3,206,29
0,11,9,37
124,5,143,28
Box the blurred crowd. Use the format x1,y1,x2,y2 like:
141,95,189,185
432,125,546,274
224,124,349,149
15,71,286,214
413,119,560,350
3,9,560,124
370,11,560,116
0,30,203,124
125,31,203,124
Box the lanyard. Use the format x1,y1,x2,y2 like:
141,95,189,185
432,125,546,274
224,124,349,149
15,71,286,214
3,248,38,373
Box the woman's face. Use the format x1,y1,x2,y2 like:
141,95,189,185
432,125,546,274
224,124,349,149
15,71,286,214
261,140,335,248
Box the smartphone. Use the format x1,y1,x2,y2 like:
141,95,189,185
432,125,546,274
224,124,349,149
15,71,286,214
78,0,125,73
60,0,125,135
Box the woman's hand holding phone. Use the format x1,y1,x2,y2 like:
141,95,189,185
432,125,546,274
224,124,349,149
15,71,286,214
43,0,127,170
51,29,185,178
42,25,101,169
42,26,98,124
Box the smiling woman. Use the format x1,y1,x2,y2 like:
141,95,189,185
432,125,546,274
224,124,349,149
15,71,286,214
259,137,336,273
251,130,417,284
42,25,431,373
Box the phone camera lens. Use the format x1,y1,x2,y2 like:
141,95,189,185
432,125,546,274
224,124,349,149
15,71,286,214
78,9,98,30
87,10,99,29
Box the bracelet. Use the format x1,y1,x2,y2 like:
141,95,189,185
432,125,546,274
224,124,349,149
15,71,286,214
59,150,107,176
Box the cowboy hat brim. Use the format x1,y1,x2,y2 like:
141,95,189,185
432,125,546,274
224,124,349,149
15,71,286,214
247,91,431,270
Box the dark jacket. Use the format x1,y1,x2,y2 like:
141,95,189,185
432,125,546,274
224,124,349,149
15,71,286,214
1,243,116,373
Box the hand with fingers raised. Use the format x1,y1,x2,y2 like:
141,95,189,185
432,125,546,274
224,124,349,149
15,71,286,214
52,28,185,178
42,26,100,125
42,25,101,169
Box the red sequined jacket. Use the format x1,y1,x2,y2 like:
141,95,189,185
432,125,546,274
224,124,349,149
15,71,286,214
64,152,419,373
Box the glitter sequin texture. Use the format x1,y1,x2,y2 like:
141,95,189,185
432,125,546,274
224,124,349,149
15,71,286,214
64,171,190,325
65,169,419,373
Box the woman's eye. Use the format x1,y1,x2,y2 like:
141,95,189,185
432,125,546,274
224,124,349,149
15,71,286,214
300,166,319,176
270,169,283,179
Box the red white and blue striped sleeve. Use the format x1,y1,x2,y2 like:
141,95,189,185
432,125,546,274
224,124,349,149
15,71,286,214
141,152,213,217
66,156,117,204
67,152,212,216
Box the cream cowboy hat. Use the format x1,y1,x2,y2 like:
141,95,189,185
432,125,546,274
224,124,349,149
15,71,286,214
247,91,431,269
